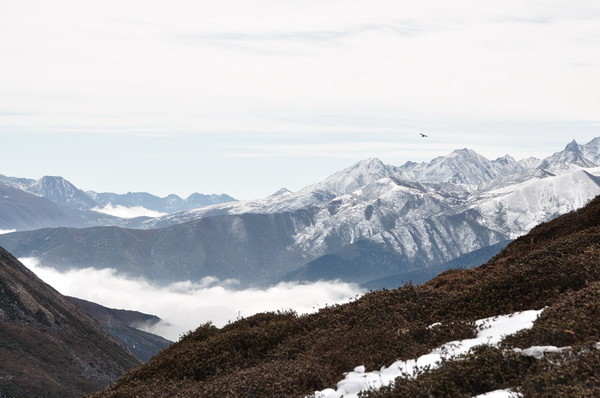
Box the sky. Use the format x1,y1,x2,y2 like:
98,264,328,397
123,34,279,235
21,257,363,341
1,0,599,199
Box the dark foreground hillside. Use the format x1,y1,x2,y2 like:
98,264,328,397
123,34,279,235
0,248,140,398
92,196,600,398
68,297,172,362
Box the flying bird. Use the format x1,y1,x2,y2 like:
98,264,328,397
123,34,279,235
420,133,428,137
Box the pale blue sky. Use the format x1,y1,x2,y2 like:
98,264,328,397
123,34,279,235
2,0,599,199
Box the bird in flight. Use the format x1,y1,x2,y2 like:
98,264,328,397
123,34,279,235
420,133,428,137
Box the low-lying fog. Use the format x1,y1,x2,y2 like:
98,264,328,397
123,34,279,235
21,257,364,341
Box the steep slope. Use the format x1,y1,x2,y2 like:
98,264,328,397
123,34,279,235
92,194,600,398
0,210,316,285
68,297,172,362
0,247,140,397
359,239,511,290
581,137,600,163
471,168,600,237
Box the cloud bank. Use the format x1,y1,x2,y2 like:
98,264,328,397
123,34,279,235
92,204,166,218
20,258,364,341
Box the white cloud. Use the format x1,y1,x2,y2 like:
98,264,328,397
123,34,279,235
19,257,364,342
92,204,166,218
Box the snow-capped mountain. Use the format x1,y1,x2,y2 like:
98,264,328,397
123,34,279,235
537,139,597,175
305,157,403,195
3,138,599,287
581,137,600,163
398,148,526,185
26,175,100,210
0,172,237,230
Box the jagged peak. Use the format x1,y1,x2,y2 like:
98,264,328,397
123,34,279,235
31,176,80,192
494,154,517,164
449,148,481,158
37,175,71,184
269,187,293,197
565,139,580,153
352,157,386,170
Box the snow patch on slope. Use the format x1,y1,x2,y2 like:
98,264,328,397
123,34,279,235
312,310,542,398
472,389,522,398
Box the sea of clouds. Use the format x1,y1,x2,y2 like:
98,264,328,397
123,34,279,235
20,257,364,341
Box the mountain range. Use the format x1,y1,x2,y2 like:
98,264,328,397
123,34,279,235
1,138,599,288
0,174,236,231
90,191,600,397
0,138,600,286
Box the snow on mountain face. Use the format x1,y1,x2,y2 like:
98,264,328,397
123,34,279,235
4,138,600,286
472,168,600,238
518,157,542,169
537,139,598,175
26,176,99,210
398,149,525,186
581,137,600,163
128,138,600,285
304,158,402,195
0,174,35,190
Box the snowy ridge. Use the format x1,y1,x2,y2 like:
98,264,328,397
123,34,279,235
134,142,600,280
472,168,600,238
537,139,597,175
26,176,99,210
3,138,599,285
581,137,600,163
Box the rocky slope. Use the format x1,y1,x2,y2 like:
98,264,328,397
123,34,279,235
0,247,140,398
91,194,600,397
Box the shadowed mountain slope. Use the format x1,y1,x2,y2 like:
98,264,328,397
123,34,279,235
92,195,600,398
68,297,172,362
0,248,140,398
